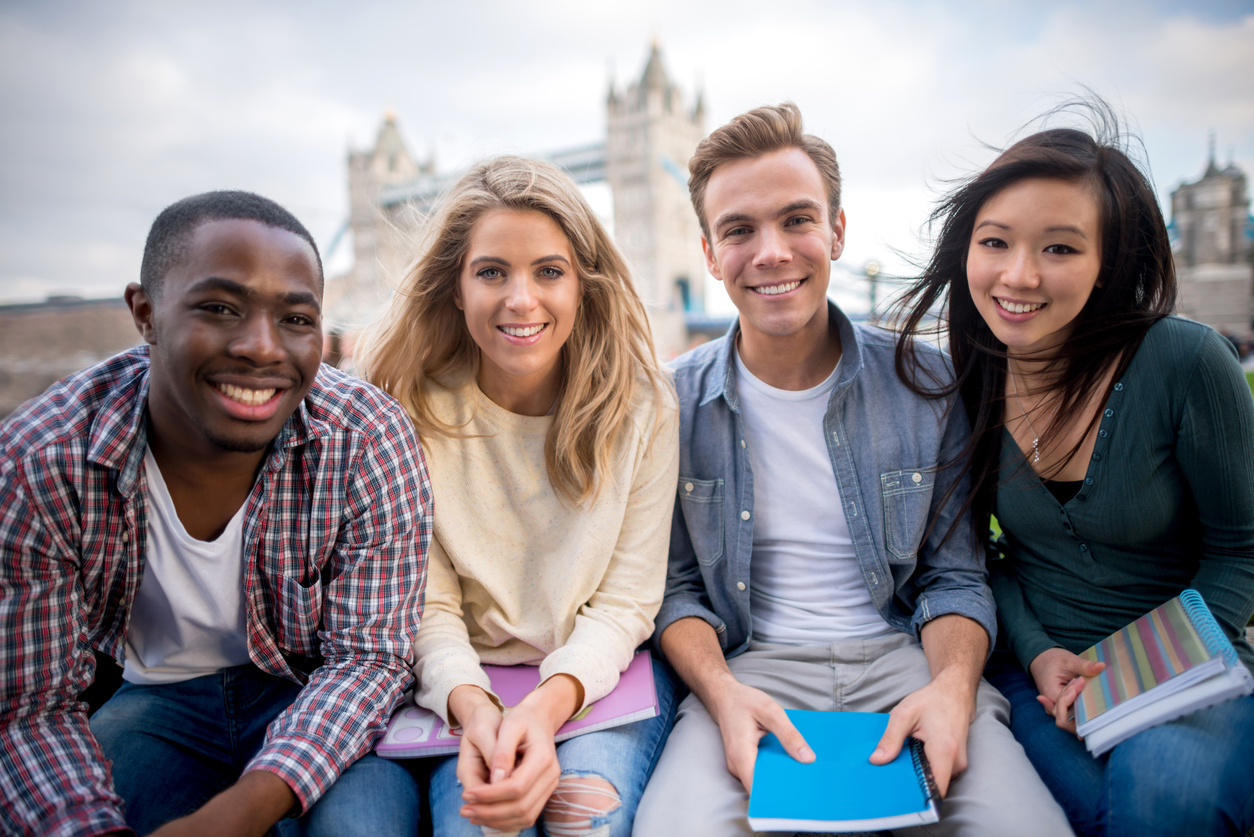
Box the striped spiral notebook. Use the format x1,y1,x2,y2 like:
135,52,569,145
1074,589,1252,755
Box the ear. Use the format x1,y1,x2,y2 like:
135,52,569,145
452,276,465,311
701,236,724,283
830,209,847,262
125,283,158,345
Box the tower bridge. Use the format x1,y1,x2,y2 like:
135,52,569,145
326,44,711,358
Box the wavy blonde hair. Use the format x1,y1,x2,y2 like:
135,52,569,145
356,155,668,504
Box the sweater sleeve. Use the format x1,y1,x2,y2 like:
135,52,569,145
988,547,1064,669
538,399,680,711
411,536,500,726
1176,330,1254,659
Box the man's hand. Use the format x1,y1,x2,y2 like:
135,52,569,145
1029,647,1105,735
871,613,988,797
707,678,814,793
147,770,296,837
870,667,974,796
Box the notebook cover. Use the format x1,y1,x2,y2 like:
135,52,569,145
376,649,657,759
1075,593,1223,728
747,710,938,829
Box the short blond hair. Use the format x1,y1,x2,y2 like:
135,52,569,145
688,102,842,239
356,156,668,504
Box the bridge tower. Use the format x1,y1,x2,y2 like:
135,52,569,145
607,43,707,357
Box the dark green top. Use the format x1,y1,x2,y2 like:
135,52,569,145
990,317,1254,674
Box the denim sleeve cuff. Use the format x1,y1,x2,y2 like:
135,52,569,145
654,597,726,653
911,590,998,655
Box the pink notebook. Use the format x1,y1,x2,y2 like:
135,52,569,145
375,649,658,759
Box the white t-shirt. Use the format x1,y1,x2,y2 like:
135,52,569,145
123,448,251,684
735,348,894,645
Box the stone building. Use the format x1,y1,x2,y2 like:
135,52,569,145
326,43,708,359
1171,142,1253,339
0,297,140,418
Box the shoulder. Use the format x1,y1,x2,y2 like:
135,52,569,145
855,321,953,376
667,334,729,408
1,347,148,463
1130,317,1240,386
303,364,418,447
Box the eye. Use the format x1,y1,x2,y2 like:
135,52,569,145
198,302,236,316
977,237,1008,249
538,266,565,280
784,215,813,227
725,226,751,238
1044,244,1079,255
281,314,317,327
476,267,504,280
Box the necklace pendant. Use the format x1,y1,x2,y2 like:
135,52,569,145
1031,438,1040,463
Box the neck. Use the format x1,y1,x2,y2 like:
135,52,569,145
145,416,269,489
736,307,841,391
477,359,562,417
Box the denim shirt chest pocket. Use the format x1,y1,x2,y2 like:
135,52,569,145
880,468,934,563
678,477,725,566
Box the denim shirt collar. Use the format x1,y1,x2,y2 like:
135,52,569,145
701,300,867,412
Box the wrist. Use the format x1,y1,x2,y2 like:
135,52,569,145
699,669,745,727
523,673,582,734
448,684,497,727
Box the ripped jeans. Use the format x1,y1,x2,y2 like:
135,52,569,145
427,656,679,837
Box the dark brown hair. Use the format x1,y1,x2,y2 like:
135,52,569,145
688,102,841,239
892,104,1176,537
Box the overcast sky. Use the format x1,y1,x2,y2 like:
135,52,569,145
1,0,1251,310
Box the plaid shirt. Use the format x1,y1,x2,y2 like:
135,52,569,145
0,347,431,837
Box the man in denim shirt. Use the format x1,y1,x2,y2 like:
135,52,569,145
633,106,1068,836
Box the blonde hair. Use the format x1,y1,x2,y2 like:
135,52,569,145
357,156,668,504
688,102,841,240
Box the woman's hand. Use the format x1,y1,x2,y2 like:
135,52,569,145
452,675,582,831
1028,647,1106,735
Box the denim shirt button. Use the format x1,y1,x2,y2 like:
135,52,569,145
740,510,751,521
741,439,747,449
737,582,746,591
911,472,923,484
685,482,694,493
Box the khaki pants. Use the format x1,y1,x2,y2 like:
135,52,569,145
632,634,1073,837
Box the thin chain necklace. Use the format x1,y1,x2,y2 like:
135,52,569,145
1008,366,1043,464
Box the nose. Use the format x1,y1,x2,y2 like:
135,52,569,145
228,312,286,366
1002,246,1040,290
503,273,538,313
753,225,791,269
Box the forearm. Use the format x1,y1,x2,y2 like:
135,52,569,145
919,613,988,701
659,616,737,718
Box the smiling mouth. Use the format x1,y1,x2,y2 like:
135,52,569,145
213,382,280,405
499,324,547,338
751,280,802,296
996,298,1045,314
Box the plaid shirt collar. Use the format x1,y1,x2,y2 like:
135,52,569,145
85,351,333,499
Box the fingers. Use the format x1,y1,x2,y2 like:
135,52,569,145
760,702,815,765
870,704,915,765
1080,659,1107,677
1052,676,1084,733
486,713,526,784
462,743,559,829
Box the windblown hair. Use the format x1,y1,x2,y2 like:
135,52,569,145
356,156,668,505
688,102,841,239
890,100,1176,536
141,190,322,298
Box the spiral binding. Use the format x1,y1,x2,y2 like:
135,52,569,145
907,736,940,804
1180,588,1239,669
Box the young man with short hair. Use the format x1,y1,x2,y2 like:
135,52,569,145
0,191,431,837
633,105,1069,836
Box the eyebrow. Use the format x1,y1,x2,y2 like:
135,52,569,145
974,220,1089,239
468,255,572,268
713,200,825,232
186,276,320,310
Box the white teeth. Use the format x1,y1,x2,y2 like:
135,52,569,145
215,383,278,405
754,281,800,296
997,299,1045,314
501,324,546,337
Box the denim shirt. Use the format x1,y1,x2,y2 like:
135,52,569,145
656,302,996,660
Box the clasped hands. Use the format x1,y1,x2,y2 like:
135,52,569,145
706,668,976,799
446,673,582,832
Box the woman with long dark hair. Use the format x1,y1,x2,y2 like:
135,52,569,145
894,109,1254,836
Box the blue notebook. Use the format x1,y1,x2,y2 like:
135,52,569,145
747,710,940,832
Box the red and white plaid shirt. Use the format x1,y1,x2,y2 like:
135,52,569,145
0,347,431,837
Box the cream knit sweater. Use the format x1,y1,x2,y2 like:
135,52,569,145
409,375,678,723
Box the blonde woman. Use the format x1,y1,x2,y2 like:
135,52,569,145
316,157,679,837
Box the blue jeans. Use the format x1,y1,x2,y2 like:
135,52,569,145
301,656,680,837
90,663,414,837
986,649,1254,837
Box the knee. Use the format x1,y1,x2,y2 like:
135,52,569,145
542,774,622,837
